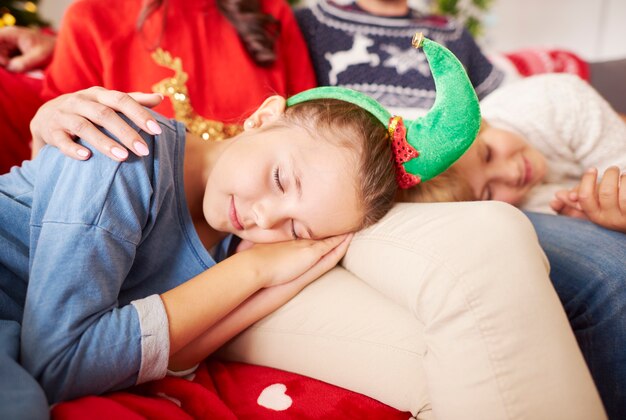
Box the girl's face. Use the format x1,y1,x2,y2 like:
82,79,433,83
203,124,363,243
454,121,547,205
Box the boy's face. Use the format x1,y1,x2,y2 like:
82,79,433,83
454,121,547,205
203,124,363,243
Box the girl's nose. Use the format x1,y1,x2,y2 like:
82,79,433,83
251,200,288,231
492,159,520,185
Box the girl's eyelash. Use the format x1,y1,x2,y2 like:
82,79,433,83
291,220,298,240
273,167,284,192
273,167,296,239
485,145,492,162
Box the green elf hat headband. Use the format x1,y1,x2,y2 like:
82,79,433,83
286,33,481,189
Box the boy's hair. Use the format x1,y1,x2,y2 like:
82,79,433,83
283,99,397,229
396,165,477,204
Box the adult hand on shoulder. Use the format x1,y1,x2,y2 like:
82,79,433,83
552,167,626,233
0,26,56,72
30,87,164,161
237,233,353,289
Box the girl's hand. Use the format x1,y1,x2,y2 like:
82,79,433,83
30,87,164,161
237,233,353,288
551,186,588,220
552,167,626,233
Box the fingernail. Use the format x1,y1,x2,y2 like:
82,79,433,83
586,167,597,173
111,146,129,159
134,141,150,156
146,120,162,135
76,149,89,158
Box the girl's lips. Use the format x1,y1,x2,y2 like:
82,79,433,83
522,156,533,186
229,196,244,230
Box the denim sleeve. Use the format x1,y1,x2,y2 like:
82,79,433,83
21,119,171,403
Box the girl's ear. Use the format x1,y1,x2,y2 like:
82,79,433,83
247,95,287,128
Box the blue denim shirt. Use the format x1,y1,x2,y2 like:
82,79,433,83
0,112,230,403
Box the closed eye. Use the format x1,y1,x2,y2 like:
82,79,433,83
273,167,284,193
483,143,492,162
291,220,298,240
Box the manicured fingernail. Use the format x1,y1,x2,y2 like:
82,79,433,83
111,146,128,159
76,149,89,158
134,141,149,156
146,120,162,135
586,167,597,173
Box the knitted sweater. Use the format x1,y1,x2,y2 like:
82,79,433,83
481,74,626,213
295,0,503,117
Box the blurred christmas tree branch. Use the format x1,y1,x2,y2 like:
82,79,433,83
0,0,48,28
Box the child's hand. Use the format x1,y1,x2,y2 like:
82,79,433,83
237,233,353,288
552,167,626,233
551,186,588,220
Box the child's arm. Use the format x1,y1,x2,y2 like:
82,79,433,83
167,236,350,372
161,234,352,361
551,167,626,233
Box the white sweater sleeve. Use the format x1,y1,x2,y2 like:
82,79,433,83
558,75,626,171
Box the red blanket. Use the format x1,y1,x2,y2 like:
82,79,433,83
51,359,410,419
0,68,44,174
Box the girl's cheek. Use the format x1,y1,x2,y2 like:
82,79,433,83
494,188,522,205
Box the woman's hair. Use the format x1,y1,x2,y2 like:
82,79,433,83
396,165,477,204
137,0,279,66
281,99,398,229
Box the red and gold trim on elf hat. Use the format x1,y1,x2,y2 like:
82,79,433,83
286,33,481,189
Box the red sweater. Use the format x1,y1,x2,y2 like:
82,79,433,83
43,0,316,123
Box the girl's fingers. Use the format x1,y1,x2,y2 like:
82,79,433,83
552,202,588,219
310,233,350,256
321,233,354,262
577,168,600,215
596,166,620,211
553,189,578,209
620,172,626,213
294,234,354,286
549,198,566,214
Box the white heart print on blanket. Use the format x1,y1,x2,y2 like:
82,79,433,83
257,383,293,411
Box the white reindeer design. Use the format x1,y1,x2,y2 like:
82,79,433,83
325,34,380,85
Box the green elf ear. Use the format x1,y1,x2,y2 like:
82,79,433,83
402,34,481,183
286,33,481,188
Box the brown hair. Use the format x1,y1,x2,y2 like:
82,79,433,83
281,99,397,229
137,0,279,66
396,165,477,204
